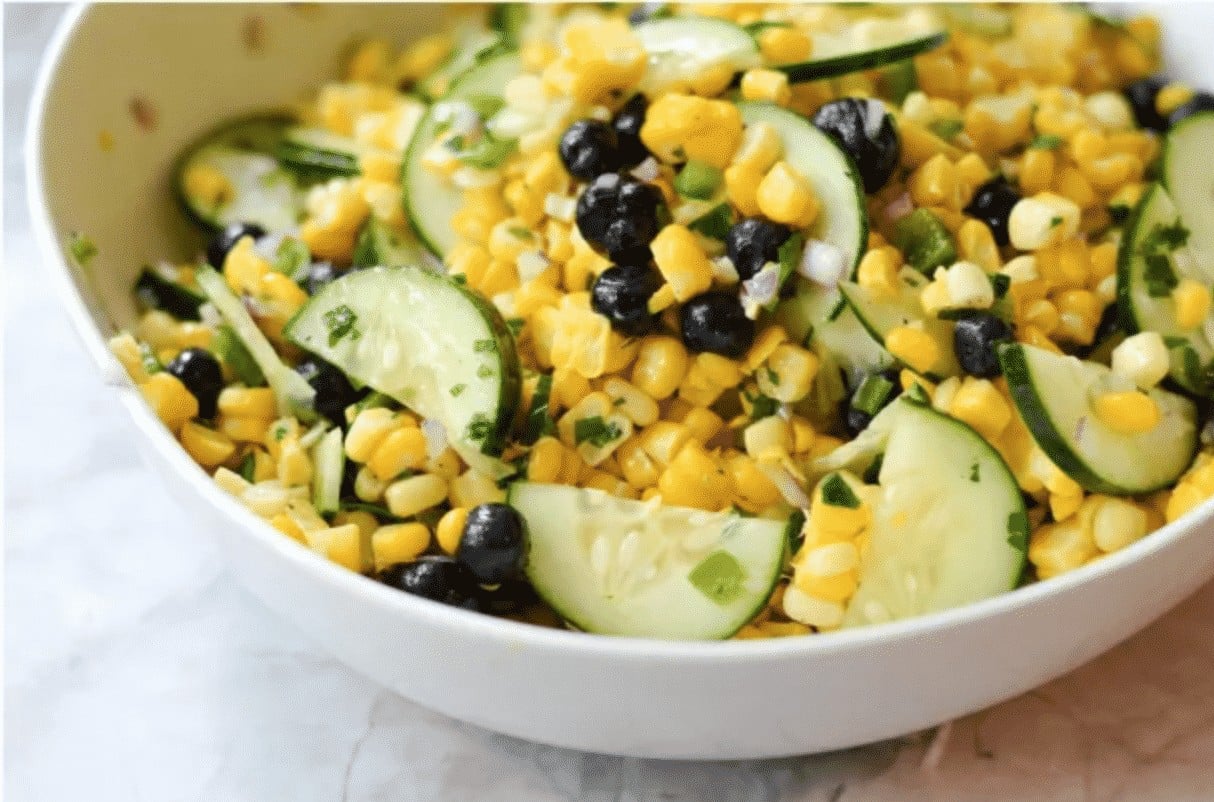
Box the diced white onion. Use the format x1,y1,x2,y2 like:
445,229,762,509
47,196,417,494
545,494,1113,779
798,239,847,287
711,255,739,285
630,157,660,182
758,461,811,509
544,193,577,222
516,250,551,283
420,418,448,460
451,166,502,189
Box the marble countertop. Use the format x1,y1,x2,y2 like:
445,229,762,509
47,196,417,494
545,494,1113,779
8,5,1214,800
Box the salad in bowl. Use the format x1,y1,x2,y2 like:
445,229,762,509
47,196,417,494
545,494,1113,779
105,2,1214,642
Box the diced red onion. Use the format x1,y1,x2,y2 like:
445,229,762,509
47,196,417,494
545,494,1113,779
884,191,913,222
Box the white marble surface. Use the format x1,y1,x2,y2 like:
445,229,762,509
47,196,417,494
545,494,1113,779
8,4,1214,800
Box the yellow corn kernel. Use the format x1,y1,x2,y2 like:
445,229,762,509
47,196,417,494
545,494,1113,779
1050,489,1085,523
728,453,780,511
757,344,819,403
333,508,378,541
756,161,820,228
372,523,431,571
639,421,693,467
1017,324,1063,354
603,377,660,427
452,468,508,509
352,466,385,502
1029,519,1097,580
1173,278,1211,330
640,93,743,168
183,164,234,212
856,247,902,298
885,326,940,374
899,120,964,169
1053,165,1098,210
1166,482,1205,523
344,407,404,463
1053,289,1102,345
908,154,961,211
218,414,272,444
1090,497,1150,553
558,392,633,466
758,25,811,63
269,511,308,544
650,225,715,301
743,326,788,373
543,18,645,104
217,387,276,420
526,436,564,483
682,407,724,444
140,372,199,433
956,219,1000,274
311,523,361,571
793,570,858,604
616,436,660,490
948,378,1012,442
731,121,783,174
740,68,791,106
180,422,237,467
384,473,449,518
1019,148,1056,196
1021,298,1060,335
743,415,792,461
1088,242,1119,288
724,164,763,217
811,483,868,539
1156,82,1195,116
276,438,312,487
631,335,689,400
956,152,993,196
657,444,733,510
247,447,276,482
367,426,428,482
1093,391,1160,435
435,507,468,555
524,150,567,198
782,584,845,629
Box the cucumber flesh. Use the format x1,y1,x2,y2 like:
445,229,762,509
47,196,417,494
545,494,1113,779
839,267,960,379
175,116,302,232
311,426,345,515
283,267,520,476
417,23,503,101
1163,112,1214,255
633,16,759,95
510,482,788,639
403,50,523,259
842,398,1027,626
775,279,894,382
1116,184,1214,394
195,267,317,421
999,343,1197,495
352,218,436,270
738,102,868,274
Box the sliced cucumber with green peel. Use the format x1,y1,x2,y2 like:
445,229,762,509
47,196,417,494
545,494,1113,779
195,267,317,421
842,398,1027,626
521,373,553,445
633,16,759,94
283,267,520,475
403,50,522,259
738,102,868,273
311,426,345,516
779,29,948,83
134,267,205,321
1163,112,1214,254
416,22,504,101
1116,183,1214,395
839,268,960,379
277,127,365,178
510,482,789,639
999,343,1197,495
352,218,435,270
175,115,302,232
775,279,894,380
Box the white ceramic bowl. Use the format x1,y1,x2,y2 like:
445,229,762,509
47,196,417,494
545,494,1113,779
28,2,1214,760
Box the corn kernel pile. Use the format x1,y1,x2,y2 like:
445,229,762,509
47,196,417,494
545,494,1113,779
110,4,1214,638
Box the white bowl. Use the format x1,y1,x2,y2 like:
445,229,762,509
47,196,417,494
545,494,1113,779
27,2,1214,760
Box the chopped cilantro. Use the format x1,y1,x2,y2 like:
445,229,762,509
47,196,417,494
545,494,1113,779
507,226,534,240
476,364,495,379
748,392,779,420
743,20,792,35
473,338,497,353
990,273,1011,299
573,415,622,447
969,462,981,482
772,232,805,307
238,452,257,482
1143,252,1179,297
138,343,162,376
449,383,467,397
928,119,964,140
273,423,288,442
1142,219,1190,253
1006,510,1030,553
321,304,360,347
820,473,860,508
764,366,781,386
1027,133,1063,150
862,453,885,485
688,550,747,605
273,237,311,283
1049,216,1063,228
68,232,98,266
464,413,493,443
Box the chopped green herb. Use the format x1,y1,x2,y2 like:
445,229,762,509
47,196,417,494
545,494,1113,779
688,203,734,241
1049,216,1063,228
1142,219,1190,253
449,383,467,397
743,20,792,35
464,413,493,443
573,415,622,447
322,304,360,347
507,225,534,240
767,232,805,310
906,383,931,405
674,160,723,200
748,392,779,420
273,236,312,283
1006,510,1030,553
138,343,163,376
969,462,981,482
928,118,964,140
764,366,781,387
784,509,807,554
862,453,885,484
820,473,861,508
1143,252,1179,297
476,364,495,379
688,550,747,605
68,232,98,266
273,423,288,442
239,452,257,482
1027,133,1063,150
473,338,497,353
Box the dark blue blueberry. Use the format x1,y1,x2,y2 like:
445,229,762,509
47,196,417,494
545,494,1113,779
725,218,792,280
205,222,266,269
812,98,900,193
591,264,661,335
559,119,621,181
953,313,1014,378
1125,76,1169,132
381,557,481,610
613,94,650,168
295,356,368,425
680,292,755,358
458,503,527,585
964,179,1021,247
576,173,664,264
166,348,224,418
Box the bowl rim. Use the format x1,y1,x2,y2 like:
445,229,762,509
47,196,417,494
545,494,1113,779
26,1,1214,663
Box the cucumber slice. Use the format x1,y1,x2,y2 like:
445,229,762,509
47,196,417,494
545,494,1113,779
283,267,521,474
417,22,504,101
839,268,961,379
277,127,364,178
311,426,345,515
842,398,1027,626
522,373,553,445
213,324,265,387
633,16,759,95
1116,184,1214,394
999,343,1197,495
1163,112,1214,254
403,50,522,259
738,102,868,273
779,29,948,83
175,115,302,232
133,267,205,320
510,482,789,639
352,218,435,270
775,279,894,381
195,267,317,421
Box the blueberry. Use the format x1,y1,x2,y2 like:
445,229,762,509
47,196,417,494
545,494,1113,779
725,218,793,280
576,173,664,264
964,179,1021,247
953,313,1014,378
295,356,368,424
1124,76,1169,132
166,348,224,418
559,119,621,181
591,264,661,335
476,578,539,616
1169,91,1214,126
812,98,900,193
844,407,873,435
381,557,481,610
613,94,650,168
679,292,755,358
304,262,341,296
458,503,527,585
627,3,668,25
205,222,266,269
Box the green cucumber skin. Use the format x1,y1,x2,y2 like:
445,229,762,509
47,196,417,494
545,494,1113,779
174,114,295,232
778,31,949,83
998,343,1197,496
133,268,205,321
1114,182,1159,337
522,373,554,445
276,142,360,179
